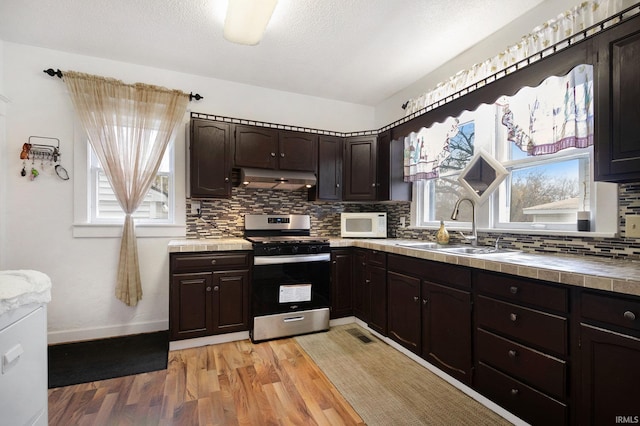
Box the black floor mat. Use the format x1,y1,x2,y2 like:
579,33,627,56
48,330,169,388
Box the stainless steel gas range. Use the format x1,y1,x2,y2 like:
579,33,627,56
244,214,331,342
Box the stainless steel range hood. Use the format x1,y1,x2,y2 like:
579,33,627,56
240,168,316,190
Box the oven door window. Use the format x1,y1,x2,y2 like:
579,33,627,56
252,261,330,316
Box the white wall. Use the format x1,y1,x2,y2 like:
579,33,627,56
0,41,6,266
374,0,584,127
0,42,374,343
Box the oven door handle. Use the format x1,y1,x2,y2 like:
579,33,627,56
254,253,330,265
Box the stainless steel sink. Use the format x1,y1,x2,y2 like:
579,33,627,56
396,242,441,249
438,246,519,256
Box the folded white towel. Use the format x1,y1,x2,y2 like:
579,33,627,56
0,270,52,316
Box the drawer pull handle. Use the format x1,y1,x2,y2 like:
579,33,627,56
509,313,518,322
211,259,217,265
510,388,519,396
509,286,519,294
623,311,636,321
508,349,518,358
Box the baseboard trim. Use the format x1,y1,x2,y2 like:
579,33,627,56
169,331,250,351
47,320,168,345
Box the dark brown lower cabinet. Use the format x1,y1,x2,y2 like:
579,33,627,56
387,271,421,353
352,249,387,335
577,290,640,426
330,249,353,319
578,324,640,426
422,281,472,385
170,251,250,341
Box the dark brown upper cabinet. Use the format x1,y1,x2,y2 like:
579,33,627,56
343,132,410,202
594,13,640,182
344,135,378,201
234,125,317,172
311,135,343,201
190,119,232,199
234,125,279,169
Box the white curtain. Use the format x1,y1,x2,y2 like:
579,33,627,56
403,0,634,116
64,71,189,306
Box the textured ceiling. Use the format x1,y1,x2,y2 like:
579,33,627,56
0,0,546,106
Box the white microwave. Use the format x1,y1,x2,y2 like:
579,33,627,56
340,212,387,238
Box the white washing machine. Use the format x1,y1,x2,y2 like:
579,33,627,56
0,270,51,426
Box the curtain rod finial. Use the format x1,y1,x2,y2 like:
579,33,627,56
190,92,204,101
44,68,63,78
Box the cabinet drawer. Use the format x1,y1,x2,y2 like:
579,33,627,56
476,362,567,426
171,252,250,273
476,295,568,356
476,329,566,400
475,271,568,313
581,291,640,334
367,250,387,268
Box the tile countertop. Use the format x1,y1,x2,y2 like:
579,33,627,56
168,238,640,298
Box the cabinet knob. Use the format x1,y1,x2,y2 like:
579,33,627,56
270,152,276,157
362,262,366,267
510,388,519,396
213,286,219,292
371,183,376,187
509,286,519,294
623,311,636,321
280,153,285,157
509,313,518,322
206,286,212,292
422,298,428,305
211,259,217,265
413,296,419,302
336,183,340,188
365,279,371,284
508,349,518,358
224,177,230,182
332,260,337,264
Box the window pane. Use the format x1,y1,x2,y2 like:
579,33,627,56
90,143,172,222
507,158,584,223
433,177,472,222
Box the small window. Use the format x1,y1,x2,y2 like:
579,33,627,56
88,142,174,224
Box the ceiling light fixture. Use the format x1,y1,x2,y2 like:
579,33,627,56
224,0,278,46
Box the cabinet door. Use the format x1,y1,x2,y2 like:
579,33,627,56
331,249,352,319
352,250,368,321
344,136,377,201
578,324,640,425
594,14,640,182
376,130,411,202
190,119,231,198
212,270,249,333
368,265,387,336
422,281,472,385
279,131,318,172
314,136,343,201
387,271,421,353
170,272,213,340
234,125,279,169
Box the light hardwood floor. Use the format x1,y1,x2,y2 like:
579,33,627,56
48,338,364,425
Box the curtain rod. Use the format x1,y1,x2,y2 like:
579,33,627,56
43,68,204,101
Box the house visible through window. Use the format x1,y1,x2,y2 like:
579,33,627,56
89,142,174,223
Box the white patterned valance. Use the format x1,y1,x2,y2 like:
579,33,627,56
403,0,634,116
498,64,593,156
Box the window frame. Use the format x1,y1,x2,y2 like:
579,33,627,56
72,120,186,238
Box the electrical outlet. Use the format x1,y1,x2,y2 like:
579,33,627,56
400,217,406,228
626,215,640,238
191,201,201,215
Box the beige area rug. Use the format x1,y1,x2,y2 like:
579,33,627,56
295,324,512,426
